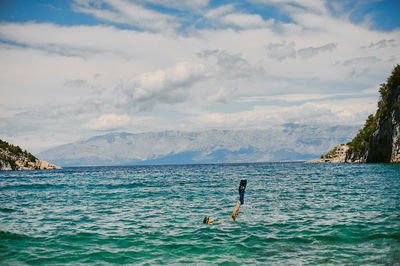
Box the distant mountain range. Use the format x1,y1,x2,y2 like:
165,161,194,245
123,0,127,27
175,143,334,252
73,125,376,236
38,124,360,166
38,124,359,166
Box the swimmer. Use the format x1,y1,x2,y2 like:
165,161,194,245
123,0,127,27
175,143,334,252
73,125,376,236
203,179,247,224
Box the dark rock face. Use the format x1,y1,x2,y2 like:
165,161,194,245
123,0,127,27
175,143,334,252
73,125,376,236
367,117,393,163
368,85,400,163
345,150,367,163
347,84,400,163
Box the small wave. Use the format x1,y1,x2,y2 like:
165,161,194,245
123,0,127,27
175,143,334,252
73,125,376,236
367,232,400,240
57,232,102,244
313,234,346,243
1,183,68,190
0,207,16,213
86,182,144,190
107,182,143,189
0,231,30,240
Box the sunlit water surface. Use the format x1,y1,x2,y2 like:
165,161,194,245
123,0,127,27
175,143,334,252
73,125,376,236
1,163,399,264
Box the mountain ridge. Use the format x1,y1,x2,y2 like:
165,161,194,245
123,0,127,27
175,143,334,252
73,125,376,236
38,124,360,166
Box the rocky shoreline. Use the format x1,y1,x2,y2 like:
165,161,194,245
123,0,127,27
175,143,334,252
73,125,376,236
0,140,61,171
0,158,62,171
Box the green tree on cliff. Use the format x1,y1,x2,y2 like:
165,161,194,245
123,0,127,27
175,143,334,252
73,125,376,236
0,139,37,162
347,64,400,154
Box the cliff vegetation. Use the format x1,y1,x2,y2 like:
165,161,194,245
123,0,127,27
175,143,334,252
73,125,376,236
345,64,400,163
0,139,61,170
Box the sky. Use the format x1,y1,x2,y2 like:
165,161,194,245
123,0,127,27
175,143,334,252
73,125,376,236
0,0,399,153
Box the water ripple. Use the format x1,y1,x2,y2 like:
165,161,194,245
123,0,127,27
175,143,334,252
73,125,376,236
0,163,399,264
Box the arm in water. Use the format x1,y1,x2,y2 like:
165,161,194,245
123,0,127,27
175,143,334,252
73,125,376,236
229,200,241,221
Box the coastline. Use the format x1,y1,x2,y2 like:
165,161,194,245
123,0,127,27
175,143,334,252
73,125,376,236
0,160,62,171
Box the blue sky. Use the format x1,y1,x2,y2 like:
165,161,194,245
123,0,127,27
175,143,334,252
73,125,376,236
1,0,400,31
0,0,399,152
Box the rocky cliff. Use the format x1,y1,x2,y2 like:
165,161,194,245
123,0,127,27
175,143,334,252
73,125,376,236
0,139,61,171
346,65,400,163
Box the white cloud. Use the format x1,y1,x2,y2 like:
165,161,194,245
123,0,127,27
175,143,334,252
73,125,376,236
297,43,336,59
361,87,379,95
208,87,228,103
249,0,328,15
220,13,271,29
117,62,206,111
361,39,397,49
265,42,337,61
204,4,235,19
72,0,179,31
145,0,209,10
85,113,133,130
194,97,376,129
266,41,296,61
203,4,273,30
341,56,381,66
197,49,257,80
236,94,327,103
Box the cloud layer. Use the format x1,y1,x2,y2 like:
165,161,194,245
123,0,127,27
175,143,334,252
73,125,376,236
0,0,399,152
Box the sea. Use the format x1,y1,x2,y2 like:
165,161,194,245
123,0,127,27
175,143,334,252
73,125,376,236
0,162,399,265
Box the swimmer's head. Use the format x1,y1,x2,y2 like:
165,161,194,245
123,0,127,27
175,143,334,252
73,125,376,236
203,216,214,224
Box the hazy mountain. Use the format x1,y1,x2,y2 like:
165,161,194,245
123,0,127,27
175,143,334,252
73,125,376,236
38,124,360,166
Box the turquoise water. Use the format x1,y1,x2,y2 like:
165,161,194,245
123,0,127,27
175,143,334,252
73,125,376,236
0,162,399,265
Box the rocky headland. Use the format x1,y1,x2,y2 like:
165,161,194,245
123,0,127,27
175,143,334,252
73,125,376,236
346,65,400,163
0,139,61,171
321,65,400,163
